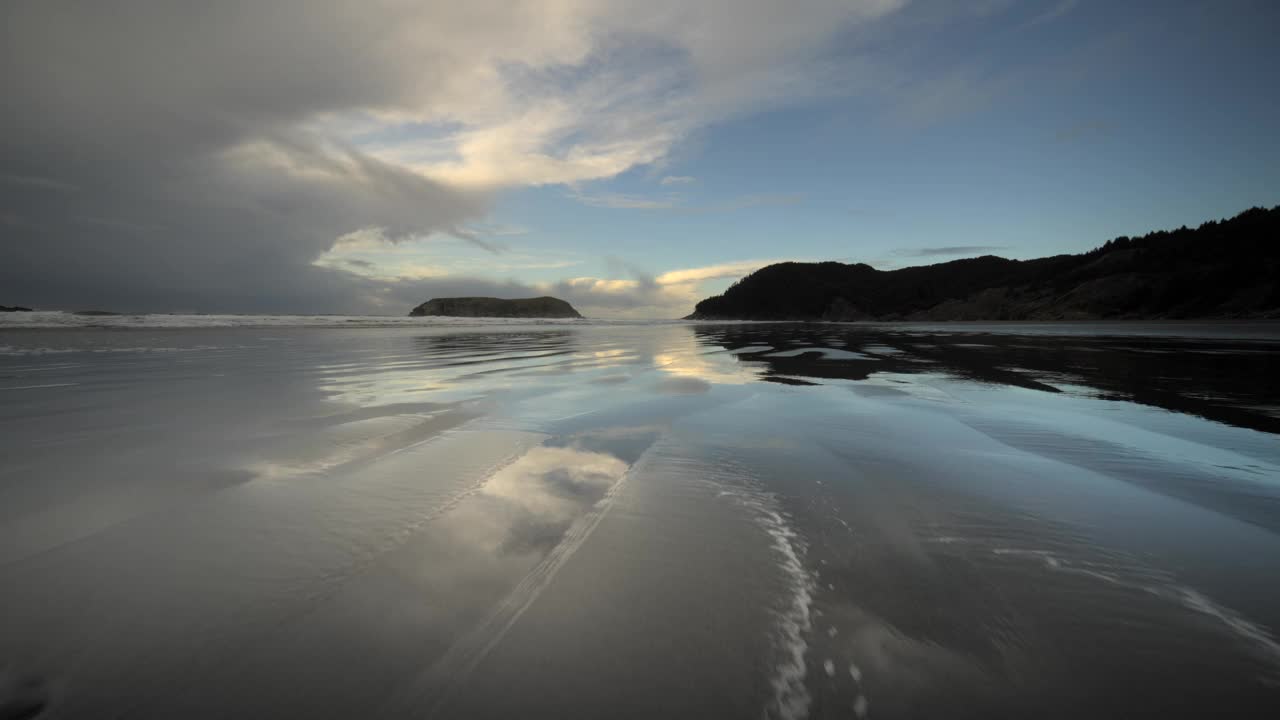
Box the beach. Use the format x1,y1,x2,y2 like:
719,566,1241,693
1,318,1279,718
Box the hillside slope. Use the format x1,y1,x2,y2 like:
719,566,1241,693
687,207,1280,320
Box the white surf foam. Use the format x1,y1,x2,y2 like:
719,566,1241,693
723,488,815,720
1163,587,1280,679
990,545,1280,680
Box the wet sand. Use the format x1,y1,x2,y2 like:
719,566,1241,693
1,321,1278,718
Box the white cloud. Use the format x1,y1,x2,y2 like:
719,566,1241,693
541,257,791,318
655,259,777,285
660,175,696,185
332,0,911,188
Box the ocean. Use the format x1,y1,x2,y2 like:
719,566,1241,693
1,315,1278,718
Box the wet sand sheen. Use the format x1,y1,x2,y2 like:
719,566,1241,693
0,322,1278,718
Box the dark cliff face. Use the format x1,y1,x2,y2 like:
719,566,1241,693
688,206,1280,321
409,296,582,318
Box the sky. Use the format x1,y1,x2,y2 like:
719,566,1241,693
2,0,1278,318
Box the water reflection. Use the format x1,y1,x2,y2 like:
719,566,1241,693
307,331,583,407
692,324,1280,434
3,322,1280,719
412,330,576,359
373,426,663,718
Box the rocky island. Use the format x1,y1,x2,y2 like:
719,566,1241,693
688,206,1280,321
409,296,582,318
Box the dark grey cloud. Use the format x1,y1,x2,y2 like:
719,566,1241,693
0,2,490,313
892,245,1010,258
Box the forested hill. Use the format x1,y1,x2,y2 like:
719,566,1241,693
409,296,582,318
687,206,1280,321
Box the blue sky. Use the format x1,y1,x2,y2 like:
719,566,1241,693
4,1,1279,316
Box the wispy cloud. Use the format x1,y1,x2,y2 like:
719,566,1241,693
706,193,804,213
660,175,696,186
1022,0,1080,30
570,190,803,213
570,190,683,210
490,224,529,236
892,245,1010,257
459,221,530,237
445,226,508,254
315,229,584,282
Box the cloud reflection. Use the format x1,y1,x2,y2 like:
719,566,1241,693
484,445,628,556
653,330,765,385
